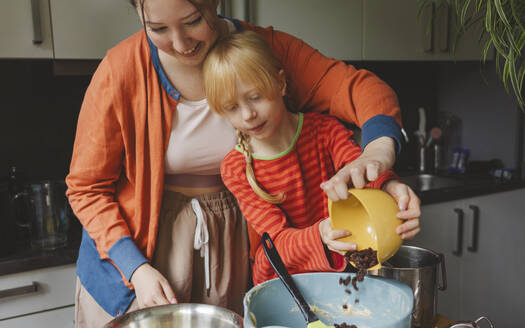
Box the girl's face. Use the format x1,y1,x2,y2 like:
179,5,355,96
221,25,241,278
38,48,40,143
138,0,220,67
222,73,288,142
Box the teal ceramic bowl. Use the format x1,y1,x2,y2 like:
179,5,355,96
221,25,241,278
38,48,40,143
243,272,413,328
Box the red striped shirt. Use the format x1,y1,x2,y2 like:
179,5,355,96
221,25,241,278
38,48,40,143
221,112,395,285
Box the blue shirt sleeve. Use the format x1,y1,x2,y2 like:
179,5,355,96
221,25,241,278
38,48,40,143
108,236,149,281
361,115,402,155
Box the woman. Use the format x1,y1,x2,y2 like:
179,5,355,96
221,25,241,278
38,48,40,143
65,0,420,327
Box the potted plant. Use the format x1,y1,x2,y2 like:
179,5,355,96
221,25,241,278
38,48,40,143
419,0,525,110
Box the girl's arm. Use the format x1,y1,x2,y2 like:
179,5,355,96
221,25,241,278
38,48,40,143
221,154,346,285
319,115,421,240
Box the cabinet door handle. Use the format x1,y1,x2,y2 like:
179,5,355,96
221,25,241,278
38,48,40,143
219,0,232,17
420,2,434,52
452,208,464,256
244,0,255,23
30,0,43,44
467,205,480,252
0,281,39,299
435,2,450,52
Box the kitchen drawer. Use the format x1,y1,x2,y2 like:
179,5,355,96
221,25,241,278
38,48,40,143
0,264,75,320
0,304,74,328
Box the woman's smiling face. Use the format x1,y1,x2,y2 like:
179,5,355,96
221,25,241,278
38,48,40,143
138,0,220,67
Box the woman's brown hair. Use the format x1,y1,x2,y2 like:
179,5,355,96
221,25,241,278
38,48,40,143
130,0,218,30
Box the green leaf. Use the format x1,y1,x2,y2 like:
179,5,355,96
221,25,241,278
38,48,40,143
494,0,512,29
511,0,525,32
461,0,473,25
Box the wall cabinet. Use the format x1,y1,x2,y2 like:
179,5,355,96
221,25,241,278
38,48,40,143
0,0,54,58
409,189,525,326
236,0,363,61
50,0,142,59
0,0,141,59
0,264,76,328
363,0,492,61
2,1,492,61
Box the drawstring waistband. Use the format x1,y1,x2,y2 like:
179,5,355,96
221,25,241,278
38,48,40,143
191,198,210,297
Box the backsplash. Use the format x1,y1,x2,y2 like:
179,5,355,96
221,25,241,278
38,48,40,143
0,59,521,182
0,60,92,181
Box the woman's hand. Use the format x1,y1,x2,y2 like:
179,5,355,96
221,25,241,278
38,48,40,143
320,137,396,201
318,218,356,253
382,180,421,239
130,263,177,309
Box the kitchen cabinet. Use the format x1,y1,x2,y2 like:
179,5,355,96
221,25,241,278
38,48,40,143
409,188,525,325
0,264,76,327
363,0,493,61
0,0,141,59
230,0,363,60
0,0,54,58
0,305,74,328
50,0,142,59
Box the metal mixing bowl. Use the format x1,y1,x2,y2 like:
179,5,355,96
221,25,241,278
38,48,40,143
104,303,243,328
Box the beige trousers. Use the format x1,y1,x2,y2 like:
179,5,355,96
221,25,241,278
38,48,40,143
74,188,251,328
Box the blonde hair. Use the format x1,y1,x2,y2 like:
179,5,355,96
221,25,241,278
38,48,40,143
203,30,285,204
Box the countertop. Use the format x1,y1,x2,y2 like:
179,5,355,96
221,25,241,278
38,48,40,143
0,239,80,277
2,175,524,277
401,173,525,205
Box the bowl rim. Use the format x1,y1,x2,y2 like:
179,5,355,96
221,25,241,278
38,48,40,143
104,303,244,327
243,272,414,327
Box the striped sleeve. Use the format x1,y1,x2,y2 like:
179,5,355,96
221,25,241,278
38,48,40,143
221,152,341,285
319,114,399,189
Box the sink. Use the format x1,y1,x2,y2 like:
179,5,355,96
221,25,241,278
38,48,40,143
400,174,464,191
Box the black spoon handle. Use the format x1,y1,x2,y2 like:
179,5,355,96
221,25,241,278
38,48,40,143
261,232,318,324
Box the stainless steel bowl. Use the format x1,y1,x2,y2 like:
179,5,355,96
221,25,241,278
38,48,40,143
104,303,243,328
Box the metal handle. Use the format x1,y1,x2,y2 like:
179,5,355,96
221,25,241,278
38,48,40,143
420,2,434,52
12,190,31,228
219,0,232,17
467,205,480,252
0,282,39,299
437,252,447,291
30,0,43,44
474,316,494,328
261,232,318,324
244,0,255,23
452,208,464,256
435,2,450,52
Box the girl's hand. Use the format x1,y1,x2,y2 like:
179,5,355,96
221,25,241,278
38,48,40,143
382,180,421,239
320,137,396,201
130,263,177,309
318,217,357,253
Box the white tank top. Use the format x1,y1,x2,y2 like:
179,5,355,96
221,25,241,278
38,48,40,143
164,98,237,175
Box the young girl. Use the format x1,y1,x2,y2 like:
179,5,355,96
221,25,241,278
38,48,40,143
203,30,420,285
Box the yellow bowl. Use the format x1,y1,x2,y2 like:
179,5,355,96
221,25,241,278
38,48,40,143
328,188,402,270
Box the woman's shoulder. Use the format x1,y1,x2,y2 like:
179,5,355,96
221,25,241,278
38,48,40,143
101,30,149,77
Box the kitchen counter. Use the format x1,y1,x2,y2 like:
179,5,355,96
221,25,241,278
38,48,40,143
400,173,525,205
0,239,79,277
2,175,524,276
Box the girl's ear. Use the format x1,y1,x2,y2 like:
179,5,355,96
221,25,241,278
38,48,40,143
278,69,287,97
